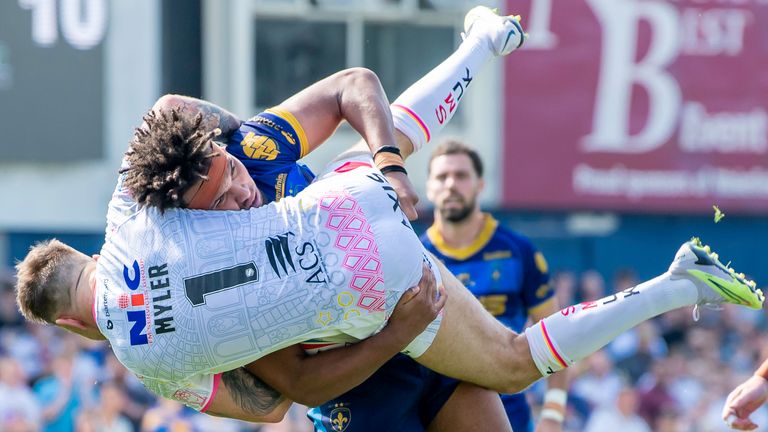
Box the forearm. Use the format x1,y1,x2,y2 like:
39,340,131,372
297,331,413,405
248,328,412,407
281,68,405,157
756,358,768,379
246,267,441,406
205,368,289,423
207,398,292,424
150,94,242,136
336,69,406,157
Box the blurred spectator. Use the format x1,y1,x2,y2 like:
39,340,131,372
654,408,685,432
552,270,577,309
140,398,194,432
102,353,156,428
192,411,260,432
0,356,41,432
657,308,693,350
612,267,638,292
33,352,85,432
90,381,134,432
6,323,61,380
637,358,680,429
610,321,668,383
0,271,23,329
570,350,624,412
667,357,707,416
583,386,651,432
75,408,99,432
577,270,606,303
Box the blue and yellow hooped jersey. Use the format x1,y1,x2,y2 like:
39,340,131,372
420,214,553,333
226,108,316,203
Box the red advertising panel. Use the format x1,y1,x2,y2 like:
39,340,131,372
504,0,768,213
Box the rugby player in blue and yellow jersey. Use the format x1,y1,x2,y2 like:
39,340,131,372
421,140,569,432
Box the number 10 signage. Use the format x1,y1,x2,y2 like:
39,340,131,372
0,0,108,162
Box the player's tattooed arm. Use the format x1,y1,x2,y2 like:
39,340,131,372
150,94,242,137
221,368,286,415
205,368,291,422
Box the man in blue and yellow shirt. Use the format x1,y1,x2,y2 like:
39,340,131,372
422,139,570,432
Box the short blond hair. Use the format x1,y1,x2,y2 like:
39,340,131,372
15,239,84,324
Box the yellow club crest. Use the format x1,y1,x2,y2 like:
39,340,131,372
329,403,351,432
241,132,279,160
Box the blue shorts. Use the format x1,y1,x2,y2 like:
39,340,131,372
502,392,533,432
307,354,460,432
426,376,533,432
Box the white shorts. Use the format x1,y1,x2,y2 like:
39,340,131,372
312,154,444,357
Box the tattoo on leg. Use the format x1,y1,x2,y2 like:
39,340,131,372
221,368,285,415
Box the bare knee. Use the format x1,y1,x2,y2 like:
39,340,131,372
493,332,543,394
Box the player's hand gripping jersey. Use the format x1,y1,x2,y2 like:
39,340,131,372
97,157,442,411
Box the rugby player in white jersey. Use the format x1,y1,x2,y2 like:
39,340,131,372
15,7,765,427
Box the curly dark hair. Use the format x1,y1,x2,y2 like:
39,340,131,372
123,109,220,213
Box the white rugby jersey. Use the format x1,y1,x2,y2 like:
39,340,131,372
95,159,440,411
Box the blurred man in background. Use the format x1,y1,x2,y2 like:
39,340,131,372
85,381,134,432
33,353,84,432
583,385,651,432
421,139,568,432
0,356,41,432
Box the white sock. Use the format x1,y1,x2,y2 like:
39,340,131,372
525,273,698,376
391,37,493,152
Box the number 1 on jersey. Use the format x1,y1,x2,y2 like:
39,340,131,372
184,262,259,306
